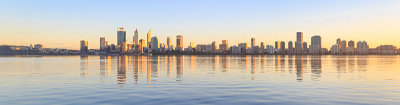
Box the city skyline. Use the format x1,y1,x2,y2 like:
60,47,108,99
1,0,400,49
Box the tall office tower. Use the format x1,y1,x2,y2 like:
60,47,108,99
147,29,152,48
100,37,106,51
336,38,342,49
348,40,355,48
280,41,285,53
139,39,145,52
340,40,347,53
219,40,228,51
176,35,183,51
117,27,126,45
295,32,303,54
167,37,172,48
151,37,159,51
211,41,217,52
238,43,247,53
80,40,88,53
303,42,308,53
251,38,256,49
275,41,281,54
133,29,139,45
260,42,265,50
288,41,293,54
310,35,321,54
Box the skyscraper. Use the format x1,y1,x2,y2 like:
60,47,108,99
139,39,145,53
303,42,308,53
288,41,293,54
167,37,172,48
348,40,355,48
176,35,183,51
133,29,138,45
340,40,347,53
275,41,281,53
100,37,106,51
310,35,321,54
280,41,285,53
211,41,217,52
295,32,303,54
80,40,88,53
151,37,159,51
220,40,228,51
117,27,126,45
251,38,256,49
147,29,152,48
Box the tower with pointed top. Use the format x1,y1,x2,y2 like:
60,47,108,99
147,29,151,48
133,29,138,45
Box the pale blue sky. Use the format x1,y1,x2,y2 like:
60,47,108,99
1,0,400,49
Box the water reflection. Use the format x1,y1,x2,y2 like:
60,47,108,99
93,55,386,85
80,55,88,76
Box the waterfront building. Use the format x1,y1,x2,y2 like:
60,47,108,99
251,38,256,49
280,41,285,54
80,40,88,53
151,37,159,52
295,32,303,54
356,41,369,54
176,35,183,51
100,37,106,51
288,41,293,54
133,29,139,45
147,29,152,48
117,27,126,45
310,35,321,54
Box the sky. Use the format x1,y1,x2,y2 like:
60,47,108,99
1,0,400,50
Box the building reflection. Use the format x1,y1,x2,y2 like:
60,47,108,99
132,56,139,84
288,55,293,73
147,56,152,85
356,56,368,72
167,56,173,77
310,56,322,81
221,55,229,72
100,56,111,78
117,56,127,85
80,55,88,76
190,55,195,73
211,55,218,72
295,55,303,82
176,55,184,81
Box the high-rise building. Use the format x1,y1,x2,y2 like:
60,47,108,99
310,35,321,54
238,43,247,53
147,29,152,48
260,42,265,50
122,42,128,53
211,41,217,52
167,37,172,48
117,27,126,45
251,38,256,49
336,38,342,50
280,41,285,53
295,32,303,54
151,37,159,51
176,35,183,51
80,40,88,53
219,40,228,51
340,40,347,53
348,40,355,48
133,29,139,45
100,37,106,51
356,41,369,54
303,42,308,53
288,41,293,54
139,39,145,53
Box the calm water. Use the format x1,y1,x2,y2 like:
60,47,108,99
1,55,400,105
